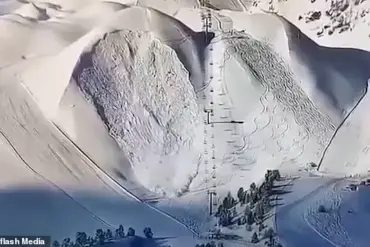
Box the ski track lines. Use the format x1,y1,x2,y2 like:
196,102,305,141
304,181,355,247
277,179,340,247
224,33,336,160
2,83,199,237
55,124,200,237
0,89,114,229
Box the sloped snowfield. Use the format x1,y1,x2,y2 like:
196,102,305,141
73,30,202,195
1,0,370,246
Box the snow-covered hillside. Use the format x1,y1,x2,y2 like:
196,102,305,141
1,0,370,246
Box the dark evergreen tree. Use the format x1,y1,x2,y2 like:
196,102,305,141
75,232,87,247
86,237,94,247
209,241,216,247
262,196,271,210
115,225,125,238
205,243,211,247
258,223,265,232
265,177,274,191
218,210,232,227
265,170,272,181
251,232,259,243
264,228,276,246
217,243,224,247
272,169,281,180
127,227,135,237
264,227,275,240
222,192,235,209
250,182,256,191
61,238,71,247
95,229,105,245
216,205,224,217
52,240,60,247
251,190,259,204
143,227,153,238
244,205,251,216
246,210,254,225
244,191,250,204
106,229,113,240
237,216,246,225
237,187,244,202
255,202,265,220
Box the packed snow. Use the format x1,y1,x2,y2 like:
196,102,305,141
1,0,370,246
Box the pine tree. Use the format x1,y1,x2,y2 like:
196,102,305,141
250,182,256,191
52,241,60,247
244,191,250,204
75,232,87,247
223,192,235,209
95,229,105,245
106,229,113,240
264,227,275,241
143,227,153,238
255,202,265,220
258,223,264,232
246,210,254,225
86,237,94,246
272,169,281,180
115,225,125,238
127,227,135,237
61,238,70,247
251,232,259,243
216,204,224,217
237,187,244,202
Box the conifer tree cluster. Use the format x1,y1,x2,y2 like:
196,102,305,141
53,225,153,247
212,169,284,246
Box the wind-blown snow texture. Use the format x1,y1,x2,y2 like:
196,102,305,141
74,30,202,194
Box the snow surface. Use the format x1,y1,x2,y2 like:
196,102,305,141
1,0,370,246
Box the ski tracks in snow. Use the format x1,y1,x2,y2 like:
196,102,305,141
304,181,356,247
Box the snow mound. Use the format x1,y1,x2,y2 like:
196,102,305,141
72,30,202,195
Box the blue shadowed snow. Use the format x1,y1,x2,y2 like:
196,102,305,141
276,177,335,247
340,185,370,247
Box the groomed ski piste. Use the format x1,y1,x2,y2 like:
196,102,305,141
1,0,370,247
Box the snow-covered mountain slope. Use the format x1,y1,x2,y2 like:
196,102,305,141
1,0,370,245
0,73,197,245
319,80,370,176
72,30,202,194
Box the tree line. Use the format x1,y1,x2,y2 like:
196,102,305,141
52,225,154,247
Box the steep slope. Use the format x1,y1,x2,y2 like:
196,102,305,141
0,73,196,245
277,15,370,124
9,4,208,195
72,30,202,195
319,80,370,176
